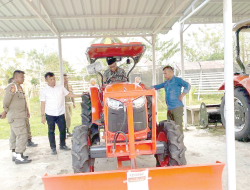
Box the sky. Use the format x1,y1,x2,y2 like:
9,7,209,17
0,23,223,71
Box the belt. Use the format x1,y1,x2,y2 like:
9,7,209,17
65,102,73,105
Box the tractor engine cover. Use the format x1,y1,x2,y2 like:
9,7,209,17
105,83,148,134
108,106,147,133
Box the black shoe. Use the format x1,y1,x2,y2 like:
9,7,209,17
60,145,71,151
12,154,28,162
15,153,32,164
51,148,57,155
27,139,38,147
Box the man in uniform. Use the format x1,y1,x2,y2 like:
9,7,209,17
0,70,32,164
63,74,75,137
8,78,38,147
103,57,127,84
8,77,13,84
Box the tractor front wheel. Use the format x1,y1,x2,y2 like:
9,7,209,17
221,87,250,141
71,125,91,173
156,120,186,166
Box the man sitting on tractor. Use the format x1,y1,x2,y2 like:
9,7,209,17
103,57,127,84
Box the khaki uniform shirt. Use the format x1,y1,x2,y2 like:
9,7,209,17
3,82,28,122
103,67,126,83
64,84,74,103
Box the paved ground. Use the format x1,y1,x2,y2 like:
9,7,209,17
0,125,249,190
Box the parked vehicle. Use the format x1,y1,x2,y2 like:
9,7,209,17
219,18,250,141
43,42,224,190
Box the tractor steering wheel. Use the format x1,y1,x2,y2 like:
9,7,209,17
106,75,128,84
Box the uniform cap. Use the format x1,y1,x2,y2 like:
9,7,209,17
106,57,116,65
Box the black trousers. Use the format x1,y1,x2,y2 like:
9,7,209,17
46,114,66,149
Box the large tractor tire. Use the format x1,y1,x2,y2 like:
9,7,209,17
81,94,100,144
71,125,90,173
220,87,250,141
81,94,92,125
156,120,186,166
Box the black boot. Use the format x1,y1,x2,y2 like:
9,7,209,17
15,153,32,164
27,139,38,147
12,151,28,162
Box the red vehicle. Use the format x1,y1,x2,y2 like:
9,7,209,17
42,42,224,190
219,18,250,141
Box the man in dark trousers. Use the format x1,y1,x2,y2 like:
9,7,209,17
149,66,191,132
40,72,82,155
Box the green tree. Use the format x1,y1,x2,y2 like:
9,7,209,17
144,35,179,65
0,48,25,84
27,49,73,73
184,25,224,62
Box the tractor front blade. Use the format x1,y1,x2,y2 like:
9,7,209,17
42,162,224,190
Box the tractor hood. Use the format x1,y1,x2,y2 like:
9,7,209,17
105,83,143,94
86,42,146,64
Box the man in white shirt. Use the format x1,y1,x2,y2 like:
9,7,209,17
40,72,82,155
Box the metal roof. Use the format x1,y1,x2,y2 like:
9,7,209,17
0,0,190,39
183,0,250,24
0,0,250,40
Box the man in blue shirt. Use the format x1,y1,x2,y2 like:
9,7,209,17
151,66,191,132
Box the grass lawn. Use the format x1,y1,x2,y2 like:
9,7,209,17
0,93,222,139
0,96,82,139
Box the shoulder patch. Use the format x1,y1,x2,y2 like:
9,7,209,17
10,85,16,93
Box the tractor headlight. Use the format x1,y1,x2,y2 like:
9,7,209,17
107,98,123,110
133,96,145,108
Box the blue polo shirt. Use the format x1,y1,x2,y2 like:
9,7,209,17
152,76,191,110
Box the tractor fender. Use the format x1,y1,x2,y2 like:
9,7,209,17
238,77,250,94
218,75,250,93
89,86,103,123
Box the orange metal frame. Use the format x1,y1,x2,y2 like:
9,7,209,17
89,87,103,123
103,89,157,162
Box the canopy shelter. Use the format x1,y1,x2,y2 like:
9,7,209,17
0,0,249,39
1,0,249,189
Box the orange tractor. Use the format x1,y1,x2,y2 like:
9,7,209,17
43,42,224,190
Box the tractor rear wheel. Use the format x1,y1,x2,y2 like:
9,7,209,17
221,87,250,141
156,120,186,166
71,125,90,173
81,94,92,125
81,94,100,145
72,94,100,173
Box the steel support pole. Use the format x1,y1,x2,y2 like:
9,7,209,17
58,37,64,85
180,22,187,130
223,0,236,189
152,34,157,85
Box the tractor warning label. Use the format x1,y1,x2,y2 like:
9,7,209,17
127,169,149,190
